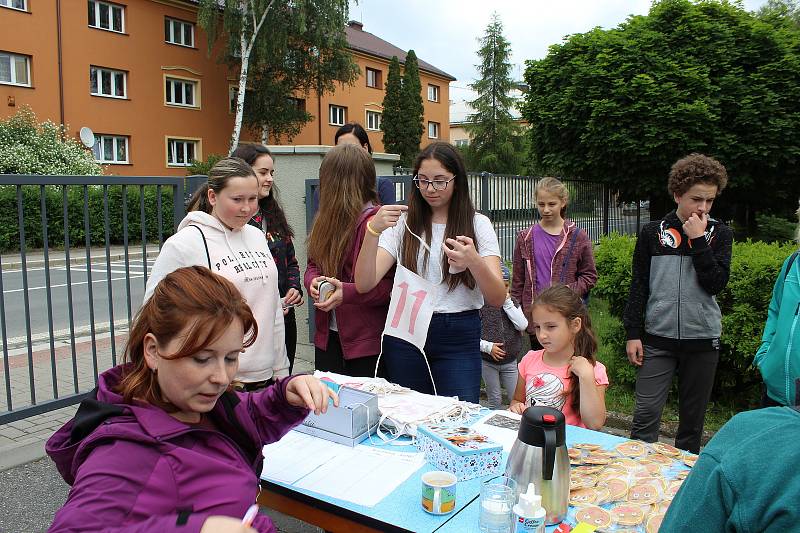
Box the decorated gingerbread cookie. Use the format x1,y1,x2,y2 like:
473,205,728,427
575,505,613,529
584,453,614,465
570,487,600,505
683,452,699,468
610,504,646,526
627,482,660,505
570,475,597,491
651,442,682,457
648,453,675,465
615,440,649,457
646,512,666,533
600,477,630,501
573,443,603,451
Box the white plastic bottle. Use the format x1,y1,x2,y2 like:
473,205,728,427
512,483,546,533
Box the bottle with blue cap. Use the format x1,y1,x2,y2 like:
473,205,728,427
512,483,545,533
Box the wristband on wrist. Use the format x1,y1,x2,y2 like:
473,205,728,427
366,220,382,237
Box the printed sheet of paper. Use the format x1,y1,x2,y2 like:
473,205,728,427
262,430,425,507
471,410,522,452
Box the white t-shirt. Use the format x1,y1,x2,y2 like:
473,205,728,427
378,213,501,313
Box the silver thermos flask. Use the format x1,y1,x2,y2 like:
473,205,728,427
503,406,570,525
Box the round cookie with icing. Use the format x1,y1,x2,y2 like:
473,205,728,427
570,487,600,506
600,477,630,501
683,452,699,467
573,443,603,451
615,440,648,457
651,442,681,457
574,505,612,529
570,475,597,491
627,482,660,505
646,512,666,533
611,504,645,526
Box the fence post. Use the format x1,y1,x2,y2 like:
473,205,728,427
480,171,491,215
603,185,610,235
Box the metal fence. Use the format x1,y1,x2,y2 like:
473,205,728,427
306,173,649,259
0,175,187,424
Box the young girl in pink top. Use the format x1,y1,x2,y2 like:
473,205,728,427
509,284,608,429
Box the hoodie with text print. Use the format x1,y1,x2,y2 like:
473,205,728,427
144,211,289,382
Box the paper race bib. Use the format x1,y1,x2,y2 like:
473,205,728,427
382,264,436,352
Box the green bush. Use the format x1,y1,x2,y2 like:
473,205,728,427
755,213,796,244
188,154,224,176
0,106,102,175
0,185,175,251
592,233,798,409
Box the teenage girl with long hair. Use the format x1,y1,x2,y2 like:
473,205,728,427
305,144,394,376
355,141,506,403
509,284,608,429
510,177,597,348
232,144,303,374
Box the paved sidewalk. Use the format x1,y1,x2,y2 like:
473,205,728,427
1,244,161,271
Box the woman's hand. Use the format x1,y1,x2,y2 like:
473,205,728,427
285,375,340,415
308,276,325,301
568,356,595,381
200,516,256,533
284,288,303,306
314,277,343,312
369,205,408,233
443,236,481,271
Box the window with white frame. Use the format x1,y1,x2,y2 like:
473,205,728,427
88,0,124,33
365,67,381,89
165,77,198,107
90,66,126,98
0,52,30,87
427,84,440,102
167,138,197,166
366,110,381,131
329,104,346,126
0,0,26,11
92,134,129,164
165,17,195,47
454,139,469,148
428,121,440,139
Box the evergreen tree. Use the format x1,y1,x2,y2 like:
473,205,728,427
400,50,424,166
466,13,524,174
380,56,404,159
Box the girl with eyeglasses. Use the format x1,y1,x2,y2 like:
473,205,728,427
232,144,303,375
354,142,505,403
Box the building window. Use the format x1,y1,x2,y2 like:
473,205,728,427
165,77,198,107
88,1,125,33
427,84,440,102
366,110,381,131
92,134,129,164
228,85,239,114
288,97,306,113
1,0,27,11
0,52,30,87
329,105,346,126
428,121,440,139
454,139,469,148
165,17,195,47
365,67,382,89
167,138,198,166
90,66,126,98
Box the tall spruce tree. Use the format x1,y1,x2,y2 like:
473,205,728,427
381,56,404,159
400,50,424,166
466,13,524,174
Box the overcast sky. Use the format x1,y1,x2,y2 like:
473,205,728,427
349,0,771,101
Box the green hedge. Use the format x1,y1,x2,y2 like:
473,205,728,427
0,185,176,252
592,233,797,409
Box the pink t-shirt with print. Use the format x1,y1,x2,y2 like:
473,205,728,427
517,349,609,428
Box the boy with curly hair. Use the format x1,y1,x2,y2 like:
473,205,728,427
623,153,733,453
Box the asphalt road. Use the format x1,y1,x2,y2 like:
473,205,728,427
0,258,150,348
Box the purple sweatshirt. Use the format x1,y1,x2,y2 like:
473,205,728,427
510,220,597,334
46,365,309,533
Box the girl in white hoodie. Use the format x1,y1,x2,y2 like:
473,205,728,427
144,157,289,389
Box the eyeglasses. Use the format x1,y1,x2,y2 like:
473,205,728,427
412,175,455,191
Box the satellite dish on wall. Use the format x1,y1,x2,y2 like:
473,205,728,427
79,127,95,148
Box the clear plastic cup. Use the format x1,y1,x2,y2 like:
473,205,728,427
479,476,517,533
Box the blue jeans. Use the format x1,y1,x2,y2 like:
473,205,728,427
382,310,482,404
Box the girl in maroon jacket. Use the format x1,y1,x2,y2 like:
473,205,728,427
305,144,394,377
510,177,597,347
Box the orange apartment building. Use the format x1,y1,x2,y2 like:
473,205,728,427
0,0,454,176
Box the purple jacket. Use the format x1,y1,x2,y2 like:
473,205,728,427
510,220,597,333
46,365,309,533
305,206,394,359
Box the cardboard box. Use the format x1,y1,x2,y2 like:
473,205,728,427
294,386,380,447
416,424,503,481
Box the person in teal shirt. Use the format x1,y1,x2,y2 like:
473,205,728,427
754,199,800,406
661,406,800,532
